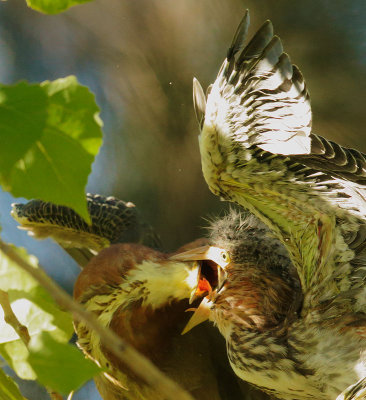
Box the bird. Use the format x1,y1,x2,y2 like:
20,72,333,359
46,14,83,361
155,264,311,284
12,195,258,400
73,241,202,400
173,9,366,400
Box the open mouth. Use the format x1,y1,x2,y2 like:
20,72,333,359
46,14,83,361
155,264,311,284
171,244,230,303
191,259,220,303
170,245,231,334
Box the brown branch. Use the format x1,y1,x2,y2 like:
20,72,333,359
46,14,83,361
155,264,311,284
0,240,195,400
0,288,65,400
48,391,64,400
0,289,30,345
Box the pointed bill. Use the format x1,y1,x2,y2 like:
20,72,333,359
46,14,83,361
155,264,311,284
170,245,230,268
170,245,229,292
182,297,212,335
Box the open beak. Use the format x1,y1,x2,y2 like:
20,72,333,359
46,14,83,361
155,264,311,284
172,245,230,334
171,245,229,296
171,245,227,266
181,297,212,335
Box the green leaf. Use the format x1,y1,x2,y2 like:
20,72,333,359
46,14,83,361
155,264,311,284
0,341,36,380
0,82,46,174
0,246,39,292
0,245,74,340
28,332,100,394
0,245,73,379
26,0,93,14
0,77,103,222
0,368,26,400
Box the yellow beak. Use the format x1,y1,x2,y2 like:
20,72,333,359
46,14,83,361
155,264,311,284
171,245,230,268
181,297,212,335
170,245,230,334
170,245,229,293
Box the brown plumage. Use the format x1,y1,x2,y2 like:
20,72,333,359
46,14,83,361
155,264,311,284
73,242,259,400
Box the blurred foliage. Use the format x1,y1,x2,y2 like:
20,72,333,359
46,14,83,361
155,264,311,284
0,367,25,400
26,0,92,14
28,331,100,394
0,77,103,221
0,245,99,393
0,71,103,395
0,246,73,346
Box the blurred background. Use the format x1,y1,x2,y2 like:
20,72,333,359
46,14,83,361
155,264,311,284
0,0,365,398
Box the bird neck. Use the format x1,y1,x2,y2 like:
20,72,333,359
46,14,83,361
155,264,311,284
212,266,300,339
82,259,196,330
124,259,197,308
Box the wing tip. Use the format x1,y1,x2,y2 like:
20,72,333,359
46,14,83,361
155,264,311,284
193,77,206,129
227,10,250,60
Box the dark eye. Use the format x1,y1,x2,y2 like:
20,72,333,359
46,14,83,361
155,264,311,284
220,251,230,263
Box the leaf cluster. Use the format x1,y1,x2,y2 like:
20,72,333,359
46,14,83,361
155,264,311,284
0,2,104,397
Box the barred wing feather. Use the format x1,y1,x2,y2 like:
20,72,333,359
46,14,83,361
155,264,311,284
194,12,366,311
194,11,312,157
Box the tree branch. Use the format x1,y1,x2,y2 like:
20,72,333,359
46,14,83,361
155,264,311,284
0,289,30,345
0,240,195,400
48,391,63,400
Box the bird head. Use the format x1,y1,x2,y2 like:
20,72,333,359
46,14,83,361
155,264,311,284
170,210,302,338
171,244,230,300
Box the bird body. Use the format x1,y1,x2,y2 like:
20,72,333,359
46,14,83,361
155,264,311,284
176,209,366,399
73,243,202,399
189,11,366,400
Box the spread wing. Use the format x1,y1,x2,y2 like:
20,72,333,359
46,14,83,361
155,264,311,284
194,11,366,311
11,193,161,267
194,11,312,156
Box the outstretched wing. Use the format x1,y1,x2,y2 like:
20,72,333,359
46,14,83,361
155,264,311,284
11,193,161,267
194,11,312,157
194,11,366,310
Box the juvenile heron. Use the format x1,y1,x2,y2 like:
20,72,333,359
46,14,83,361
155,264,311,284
179,9,366,400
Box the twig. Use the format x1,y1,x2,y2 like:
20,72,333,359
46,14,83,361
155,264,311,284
0,240,195,400
0,288,65,400
0,289,30,345
48,391,64,400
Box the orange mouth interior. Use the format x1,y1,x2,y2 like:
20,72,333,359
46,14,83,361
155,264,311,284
194,260,218,298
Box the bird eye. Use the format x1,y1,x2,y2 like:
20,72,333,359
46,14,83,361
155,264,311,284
220,250,230,263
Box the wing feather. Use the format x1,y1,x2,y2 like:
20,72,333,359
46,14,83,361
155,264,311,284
227,9,250,60
193,77,206,129
196,13,366,311
293,134,366,183
208,15,312,155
